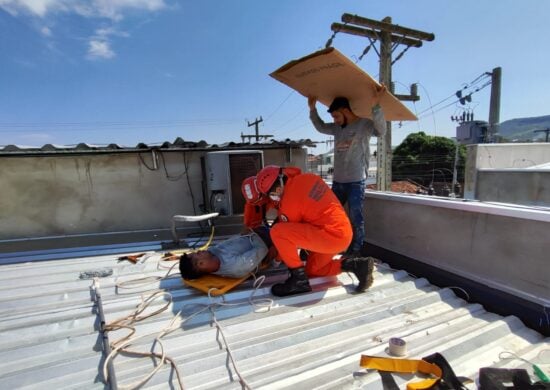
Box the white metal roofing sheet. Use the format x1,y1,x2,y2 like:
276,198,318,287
0,243,548,389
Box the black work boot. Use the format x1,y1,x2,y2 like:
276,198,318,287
341,257,374,293
271,267,312,297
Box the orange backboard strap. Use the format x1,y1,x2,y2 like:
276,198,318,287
360,355,442,390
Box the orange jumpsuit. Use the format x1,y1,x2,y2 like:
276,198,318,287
270,173,353,277
243,199,274,229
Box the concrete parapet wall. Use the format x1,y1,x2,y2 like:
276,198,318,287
365,191,550,306
465,143,550,199
0,151,204,240
0,148,306,241
476,169,550,206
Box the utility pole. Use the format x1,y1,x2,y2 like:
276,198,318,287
331,14,434,190
534,128,550,142
488,67,502,142
247,116,263,142
240,116,273,142
451,139,459,198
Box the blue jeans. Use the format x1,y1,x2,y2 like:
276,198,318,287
331,180,365,252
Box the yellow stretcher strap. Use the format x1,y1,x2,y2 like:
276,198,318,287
196,225,216,251
360,355,442,390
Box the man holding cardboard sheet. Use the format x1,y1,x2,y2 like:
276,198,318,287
308,88,386,257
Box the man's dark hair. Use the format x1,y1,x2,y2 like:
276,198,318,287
327,97,351,113
179,253,204,280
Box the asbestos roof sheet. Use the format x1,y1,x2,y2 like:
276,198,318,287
0,239,548,389
0,138,316,155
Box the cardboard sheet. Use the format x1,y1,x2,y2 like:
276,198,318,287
270,48,417,121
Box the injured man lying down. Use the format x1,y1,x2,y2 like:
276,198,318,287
178,226,274,280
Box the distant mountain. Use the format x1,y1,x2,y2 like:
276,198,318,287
498,115,550,141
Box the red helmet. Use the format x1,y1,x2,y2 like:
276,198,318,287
256,165,281,194
241,176,262,204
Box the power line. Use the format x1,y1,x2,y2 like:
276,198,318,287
417,80,492,120
276,122,310,137
264,90,295,121
416,82,438,136
415,72,491,117
273,107,307,131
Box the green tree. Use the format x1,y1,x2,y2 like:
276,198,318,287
392,132,466,190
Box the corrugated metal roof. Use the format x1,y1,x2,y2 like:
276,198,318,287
0,239,548,389
0,138,316,155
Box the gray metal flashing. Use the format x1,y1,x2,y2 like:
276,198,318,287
0,242,548,389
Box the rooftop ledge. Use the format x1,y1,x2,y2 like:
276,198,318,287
366,190,550,223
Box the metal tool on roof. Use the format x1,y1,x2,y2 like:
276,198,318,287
117,253,146,264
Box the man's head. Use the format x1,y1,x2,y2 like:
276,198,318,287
327,97,352,127
256,165,285,202
179,251,220,279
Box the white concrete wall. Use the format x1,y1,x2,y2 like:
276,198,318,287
365,191,550,306
0,151,204,239
476,169,550,206
465,143,550,199
0,148,307,240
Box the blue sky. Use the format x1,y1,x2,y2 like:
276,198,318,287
1,1,549,154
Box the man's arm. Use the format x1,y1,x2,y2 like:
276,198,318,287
308,97,337,136
372,105,386,137
243,202,264,230
371,85,387,137
240,237,269,271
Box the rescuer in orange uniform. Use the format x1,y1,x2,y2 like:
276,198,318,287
256,165,374,297
241,175,276,230
241,167,302,229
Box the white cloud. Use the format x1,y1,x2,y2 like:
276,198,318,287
1,0,167,60
92,0,166,21
95,26,129,38
85,26,130,60
87,38,115,59
0,0,66,17
0,0,166,19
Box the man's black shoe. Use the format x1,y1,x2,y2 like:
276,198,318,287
341,256,374,292
271,267,312,297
